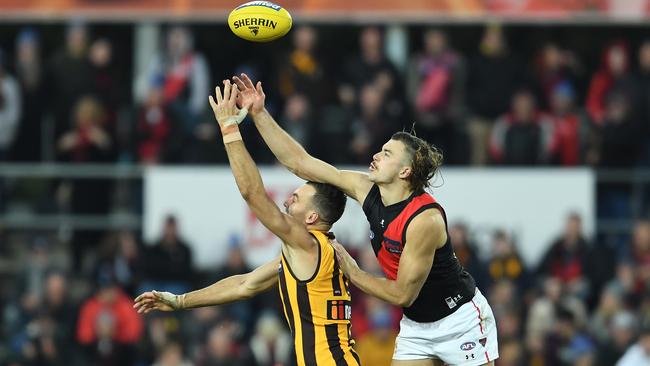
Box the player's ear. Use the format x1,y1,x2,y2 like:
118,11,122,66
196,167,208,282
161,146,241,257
305,211,319,225
399,166,412,179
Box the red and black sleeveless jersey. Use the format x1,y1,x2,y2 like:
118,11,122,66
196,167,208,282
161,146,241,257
362,184,476,322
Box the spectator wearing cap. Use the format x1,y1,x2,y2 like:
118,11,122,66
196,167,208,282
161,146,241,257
11,27,45,162
616,319,650,365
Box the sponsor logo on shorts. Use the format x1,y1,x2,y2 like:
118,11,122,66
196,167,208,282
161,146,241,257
460,341,476,351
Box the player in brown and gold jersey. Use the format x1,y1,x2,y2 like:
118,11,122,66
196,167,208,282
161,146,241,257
134,80,360,366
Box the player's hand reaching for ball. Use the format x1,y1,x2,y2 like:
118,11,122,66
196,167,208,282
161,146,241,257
133,290,185,314
330,239,360,278
232,73,266,116
208,79,251,131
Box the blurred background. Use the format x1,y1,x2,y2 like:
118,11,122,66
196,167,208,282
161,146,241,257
3,1,650,365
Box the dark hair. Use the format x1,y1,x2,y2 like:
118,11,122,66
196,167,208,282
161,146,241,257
306,182,347,226
391,131,443,192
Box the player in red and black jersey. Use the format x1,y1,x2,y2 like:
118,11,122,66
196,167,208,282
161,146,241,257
233,73,498,366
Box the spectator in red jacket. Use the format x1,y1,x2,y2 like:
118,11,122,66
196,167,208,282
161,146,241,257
586,41,636,125
77,272,143,365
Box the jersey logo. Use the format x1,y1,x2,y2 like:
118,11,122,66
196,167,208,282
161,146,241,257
380,219,385,228
278,262,283,273
382,237,402,254
327,300,351,320
369,230,374,240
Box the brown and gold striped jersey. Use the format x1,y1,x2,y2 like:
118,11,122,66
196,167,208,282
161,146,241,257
278,230,361,366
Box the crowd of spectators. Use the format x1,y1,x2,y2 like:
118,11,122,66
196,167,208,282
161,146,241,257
3,212,650,365
0,22,649,168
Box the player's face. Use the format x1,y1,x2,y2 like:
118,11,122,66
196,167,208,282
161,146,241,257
368,139,411,184
283,184,318,224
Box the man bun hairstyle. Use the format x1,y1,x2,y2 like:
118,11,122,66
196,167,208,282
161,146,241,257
306,182,347,226
391,131,443,192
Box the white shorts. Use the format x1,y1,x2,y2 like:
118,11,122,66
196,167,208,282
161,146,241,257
393,289,499,365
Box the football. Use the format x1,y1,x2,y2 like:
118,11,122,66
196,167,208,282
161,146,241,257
228,1,292,42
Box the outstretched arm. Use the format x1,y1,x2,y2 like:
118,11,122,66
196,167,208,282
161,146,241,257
133,257,279,313
332,210,445,307
209,80,314,250
232,74,373,203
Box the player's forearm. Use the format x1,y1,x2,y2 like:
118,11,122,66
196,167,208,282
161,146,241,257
224,139,265,200
348,267,413,307
252,109,309,174
181,275,249,309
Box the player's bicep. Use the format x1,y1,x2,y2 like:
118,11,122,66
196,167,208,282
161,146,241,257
396,212,446,305
242,257,280,296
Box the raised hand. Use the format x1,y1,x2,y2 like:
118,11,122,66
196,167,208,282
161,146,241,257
133,290,184,314
208,79,245,129
232,73,266,115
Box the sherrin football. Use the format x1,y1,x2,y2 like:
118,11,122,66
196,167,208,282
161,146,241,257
228,1,292,42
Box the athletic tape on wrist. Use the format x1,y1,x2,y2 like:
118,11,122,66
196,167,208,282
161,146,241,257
223,132,243,144
223,107,249,127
